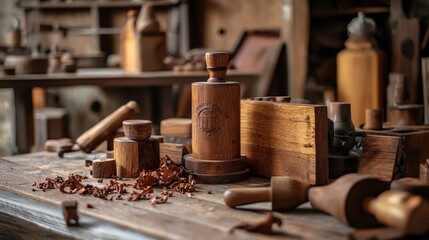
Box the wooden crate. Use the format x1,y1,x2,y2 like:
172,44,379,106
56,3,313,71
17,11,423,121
240,100,328,185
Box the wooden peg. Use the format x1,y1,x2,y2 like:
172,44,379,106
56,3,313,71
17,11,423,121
92,158,116,178
62,201,79,226
114,137,159,178
76,101,140,153
224,177,310,211
364,108,382,130
123,119,152,141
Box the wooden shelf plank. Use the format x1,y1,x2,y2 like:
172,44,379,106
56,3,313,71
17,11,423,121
19,0,179,9
311,6,390,18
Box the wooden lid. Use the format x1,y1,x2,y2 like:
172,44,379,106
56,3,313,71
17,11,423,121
206,52,229,82
122,120,152,140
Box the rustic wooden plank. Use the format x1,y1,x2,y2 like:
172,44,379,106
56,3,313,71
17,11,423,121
0,153,350,239
0,69,258,89
0,191,151,240
241,100,328,185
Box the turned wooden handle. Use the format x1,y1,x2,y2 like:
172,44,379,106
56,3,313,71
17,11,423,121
76,101,140,153
366,190,429,235
224,187,271,208
205,52,228,82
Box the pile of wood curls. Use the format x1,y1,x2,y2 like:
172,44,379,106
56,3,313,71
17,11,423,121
33,161,196,205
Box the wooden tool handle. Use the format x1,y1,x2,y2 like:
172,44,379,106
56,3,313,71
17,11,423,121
390,177,429,200
224,187,271,208
205,52,228,82
366,190,429,235
76,101,140,153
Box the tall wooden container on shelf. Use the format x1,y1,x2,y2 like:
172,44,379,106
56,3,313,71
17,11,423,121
337,12,386,126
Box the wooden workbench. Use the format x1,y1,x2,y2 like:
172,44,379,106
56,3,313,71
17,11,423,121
0,152,354,240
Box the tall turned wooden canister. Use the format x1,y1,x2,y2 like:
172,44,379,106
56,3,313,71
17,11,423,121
184,52,248,184
337,12,386,127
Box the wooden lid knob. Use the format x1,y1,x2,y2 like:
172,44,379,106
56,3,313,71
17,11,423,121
123,119,152,140
205,52,229,82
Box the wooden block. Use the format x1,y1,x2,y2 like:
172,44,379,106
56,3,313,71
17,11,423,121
92,158,116,178
358,135,402,181
122,119,152,140
35,107,69,152
364,126,429,178
160,118,192,138
240,100,328,185
44,138,73,153
159,143,189,165
114,137,159,178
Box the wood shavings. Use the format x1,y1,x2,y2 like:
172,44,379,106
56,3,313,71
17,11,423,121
128,187,154,201
58,174,85,194
149,196,168,206
37,176,64,190
161,187,173,197
34,160,197,204
230,213,282,235
134,160,195,195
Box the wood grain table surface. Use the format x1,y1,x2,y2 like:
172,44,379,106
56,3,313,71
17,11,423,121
0,151,358,240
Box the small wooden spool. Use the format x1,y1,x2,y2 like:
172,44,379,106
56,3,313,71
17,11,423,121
123,119,152,140
185,52,248,184
365,109,382,130
114,137,159,178
92,158,116,178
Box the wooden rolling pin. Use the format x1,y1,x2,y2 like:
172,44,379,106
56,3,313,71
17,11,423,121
224,177,310,211
309,174,429,235
76,101,140,153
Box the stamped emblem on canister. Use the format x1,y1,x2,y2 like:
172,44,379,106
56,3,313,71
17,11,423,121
196,103,221,136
